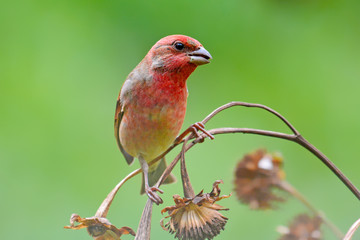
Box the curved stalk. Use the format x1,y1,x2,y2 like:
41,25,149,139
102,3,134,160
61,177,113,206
344,218,360,240
280,181,344,239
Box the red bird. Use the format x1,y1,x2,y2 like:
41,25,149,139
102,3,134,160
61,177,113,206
114,35,212,204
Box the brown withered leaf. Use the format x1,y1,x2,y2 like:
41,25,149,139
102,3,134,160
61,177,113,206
161,180,231,240
278,214,323,240
64,214,135,240
234,149,286,209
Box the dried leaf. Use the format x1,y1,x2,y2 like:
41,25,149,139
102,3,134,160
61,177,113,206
64,214,135,240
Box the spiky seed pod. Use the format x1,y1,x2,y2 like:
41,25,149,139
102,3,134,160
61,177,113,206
234,149,286,209
161,181,230,240
278,214,323,240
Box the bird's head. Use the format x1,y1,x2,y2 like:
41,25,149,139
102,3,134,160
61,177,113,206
147,35,212,74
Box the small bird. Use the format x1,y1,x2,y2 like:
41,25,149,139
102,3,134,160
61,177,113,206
114,35,212,204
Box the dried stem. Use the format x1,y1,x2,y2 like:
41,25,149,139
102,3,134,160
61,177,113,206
120,101,359,238
155,125,360,201
180,139,195,198
343,218,360,240
280,181,344,239
155,135,193,188
134,199,153,240
201,101,299,135
95,168,141,217
95,101,358,218
293,135,357,199
201,102,360,200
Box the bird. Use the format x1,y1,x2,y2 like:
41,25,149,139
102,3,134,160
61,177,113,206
114,35,212,205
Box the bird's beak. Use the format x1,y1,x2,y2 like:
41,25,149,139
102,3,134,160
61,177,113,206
189,47,212,65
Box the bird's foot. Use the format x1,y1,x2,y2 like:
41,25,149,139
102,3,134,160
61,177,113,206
192,122,214,141
145,186,164,205
175,122,214,144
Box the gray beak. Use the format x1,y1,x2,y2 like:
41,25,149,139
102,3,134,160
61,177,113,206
189,47,212,65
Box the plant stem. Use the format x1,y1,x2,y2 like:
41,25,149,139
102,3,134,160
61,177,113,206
279,181,344,239
134,199,153,240
99,101,359,239
201,101,299,135
200,102,360,200
95,168,141,218
344,218,360,240
180,139,195,198
110,101,360,201
294,135,359,200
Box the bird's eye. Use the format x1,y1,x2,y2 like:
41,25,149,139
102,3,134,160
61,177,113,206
174,42,185,51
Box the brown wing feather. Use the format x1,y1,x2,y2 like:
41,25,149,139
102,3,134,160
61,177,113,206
114,97,134,165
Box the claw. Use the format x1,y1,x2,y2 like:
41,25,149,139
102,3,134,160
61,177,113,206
145,186,163,205
194,122,215,140
190,126,202,139
175,122,214,144
151,186,164,194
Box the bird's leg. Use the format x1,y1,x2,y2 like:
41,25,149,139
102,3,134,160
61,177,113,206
174,122,214,145
139,156,163,205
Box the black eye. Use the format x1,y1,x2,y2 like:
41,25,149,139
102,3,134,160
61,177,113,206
174,42,185,51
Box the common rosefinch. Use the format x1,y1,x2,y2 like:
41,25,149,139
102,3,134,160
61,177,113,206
114,35,212,204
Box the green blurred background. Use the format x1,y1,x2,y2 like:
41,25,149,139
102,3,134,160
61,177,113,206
1,0,360,239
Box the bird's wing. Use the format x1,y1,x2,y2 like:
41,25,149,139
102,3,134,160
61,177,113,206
114,94,134,165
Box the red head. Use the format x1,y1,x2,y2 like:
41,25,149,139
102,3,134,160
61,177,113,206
146,35,212,75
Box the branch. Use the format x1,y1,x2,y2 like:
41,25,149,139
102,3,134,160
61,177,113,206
120,101,360,238
180,138,195,198
280,181,344,239
201,101,299,135
202,102,360,200
344,218,360,240
95,168,141,217
155,102,360,200
134,199,153,240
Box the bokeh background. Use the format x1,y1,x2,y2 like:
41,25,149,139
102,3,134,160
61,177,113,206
1,0,360,239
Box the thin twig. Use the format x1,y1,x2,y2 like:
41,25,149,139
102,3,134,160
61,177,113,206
343,218,360,240
199,102,360,200
154,124,360,201
201,101,299,135
204,127,295,141
95,168,142,217
280,181,344,239
180,138,195,198
134,199,153,240
207,128,360,199
156,134,194,188
126,101,360,239
97,101,359,216
294,135,359,200
92,129,297,218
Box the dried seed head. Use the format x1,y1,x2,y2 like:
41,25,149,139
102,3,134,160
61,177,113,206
161,180,231,240
234,149,286,209
64,214,135,240
277,214,323,240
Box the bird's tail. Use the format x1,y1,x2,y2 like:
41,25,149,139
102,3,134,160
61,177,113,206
140,157,176,194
